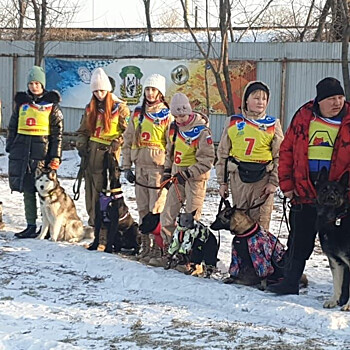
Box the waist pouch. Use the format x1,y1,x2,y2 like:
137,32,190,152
237,161,268,183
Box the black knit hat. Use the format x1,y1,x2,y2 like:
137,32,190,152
316,77,344,102
244,82,270,107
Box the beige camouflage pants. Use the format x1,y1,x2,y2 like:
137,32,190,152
229,170,274,231
160,179,207,244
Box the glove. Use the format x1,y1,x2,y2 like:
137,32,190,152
161,169,172,189
174,170,191,185
124,169,136,183
49,158,60,170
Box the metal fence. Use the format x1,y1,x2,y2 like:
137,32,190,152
0,41,347,142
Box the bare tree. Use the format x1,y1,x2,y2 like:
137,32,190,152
31,0,47,65
313,0,332,41
17,0,28,39
180,0,235,115
142,0,153,42
340,0,350,99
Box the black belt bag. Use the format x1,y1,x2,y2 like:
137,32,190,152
229,157,269,183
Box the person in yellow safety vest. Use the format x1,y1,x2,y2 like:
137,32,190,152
6,65,64,238
76,68,130,230
122,74,173,263
216,81,284,231
147,92,215,268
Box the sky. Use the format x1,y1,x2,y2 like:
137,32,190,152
69,0,321,29
0,135,350,348
71,0,195,28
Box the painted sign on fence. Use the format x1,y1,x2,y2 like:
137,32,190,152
45,58,256,114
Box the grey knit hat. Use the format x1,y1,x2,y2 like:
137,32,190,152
170,93,192,116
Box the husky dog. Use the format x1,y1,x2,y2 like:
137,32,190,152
316,167,350,311
35,168,84,242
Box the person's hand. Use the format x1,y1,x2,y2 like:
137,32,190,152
49,158,60,170
124,169,135,183
219,184,229,198
283,190,295,199
173,170,190,185
261,183,277,196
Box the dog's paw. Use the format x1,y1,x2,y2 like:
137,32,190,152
323,296,339,309
97,244,106,251
340,302,350,311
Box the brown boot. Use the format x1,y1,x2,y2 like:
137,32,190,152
135,234,151,262
147,243,163,266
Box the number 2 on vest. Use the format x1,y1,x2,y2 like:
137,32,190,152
244,137,256,155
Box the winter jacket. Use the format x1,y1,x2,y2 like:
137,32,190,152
122,102,173,169
278,100,350,203
6,90,63,192
165,112,215,180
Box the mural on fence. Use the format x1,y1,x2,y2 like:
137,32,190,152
45,58,256,114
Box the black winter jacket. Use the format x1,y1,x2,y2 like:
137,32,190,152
6,90,64,192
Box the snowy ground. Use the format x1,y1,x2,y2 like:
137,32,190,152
0,136,349,350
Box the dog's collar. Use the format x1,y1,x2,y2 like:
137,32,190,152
235,223,259,238
38,188,60,201
119,211,129,222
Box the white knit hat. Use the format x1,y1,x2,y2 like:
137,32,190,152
170,93,192,116
90,68,112,92
143,74,166,97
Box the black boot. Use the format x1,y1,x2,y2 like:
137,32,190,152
15,225,38,239
266,259,306,295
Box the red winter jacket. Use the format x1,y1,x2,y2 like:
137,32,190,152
278,100,350,203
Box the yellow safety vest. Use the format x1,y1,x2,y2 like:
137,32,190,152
308,116,340,161
227,114,276,162
131,107,171,150
170,123,206,167
90,103,123,145
17,103,52,136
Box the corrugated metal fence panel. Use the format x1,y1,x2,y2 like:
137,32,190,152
256,61,282,120
285,61,343,128
62,107,84,133
0,41,349,131
208,114,227,143
0,57,13,129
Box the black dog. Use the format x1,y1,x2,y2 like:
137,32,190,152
88,153,139,254
140,211,219,276
316,167,350,311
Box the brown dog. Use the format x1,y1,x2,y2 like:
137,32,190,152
211,201,286,287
